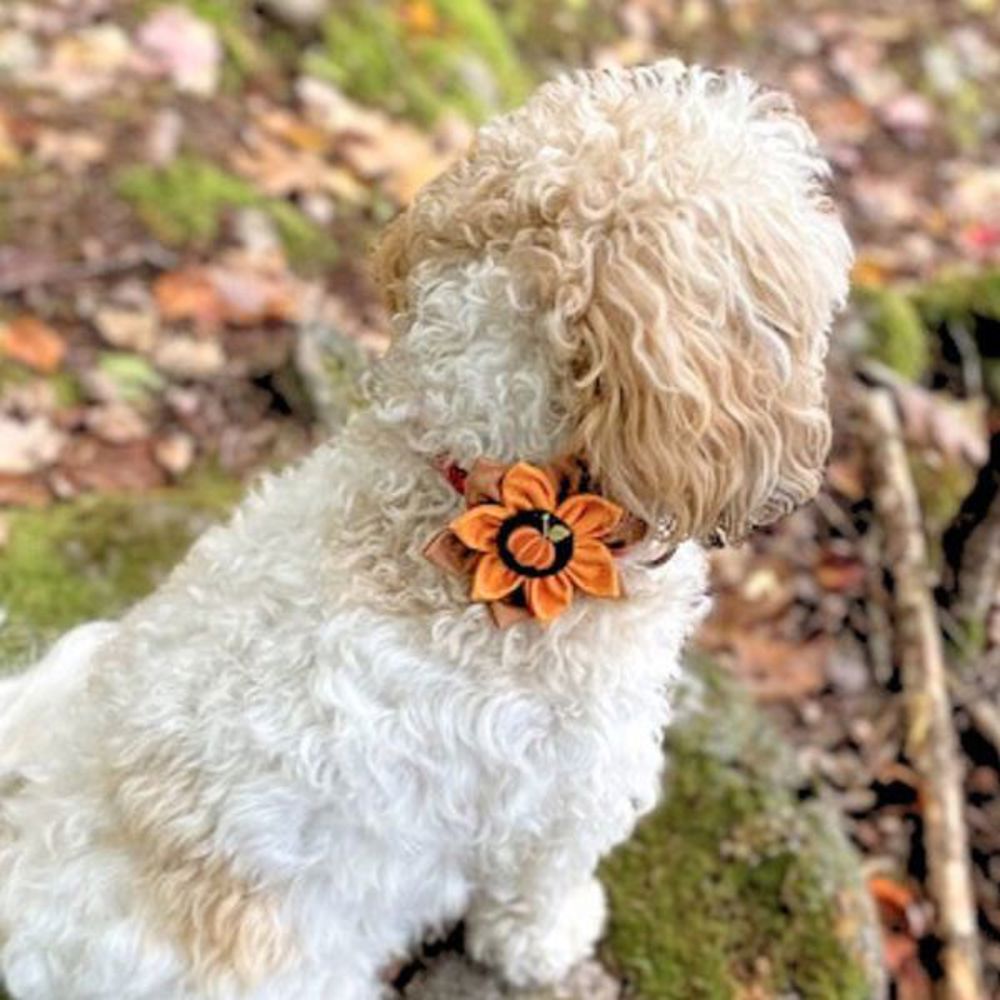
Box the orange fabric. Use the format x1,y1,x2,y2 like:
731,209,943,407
426,457,634,626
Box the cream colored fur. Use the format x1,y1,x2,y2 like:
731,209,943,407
0,61,850,999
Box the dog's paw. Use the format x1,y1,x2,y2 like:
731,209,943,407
467,878,606,989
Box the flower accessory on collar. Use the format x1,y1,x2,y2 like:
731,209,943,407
425,457,647,627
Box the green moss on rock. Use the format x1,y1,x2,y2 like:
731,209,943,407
0,472,241,671
600,663,884,1000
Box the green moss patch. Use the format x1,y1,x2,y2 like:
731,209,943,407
600,664,882,999
855,268,1000,390
117,157,336,268
0,472,241,671
304,0,532,125
855,286,931,382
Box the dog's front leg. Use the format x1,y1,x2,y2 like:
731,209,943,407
465,859,606,988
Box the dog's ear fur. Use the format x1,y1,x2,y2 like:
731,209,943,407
371,211,412,316
550,182,850,543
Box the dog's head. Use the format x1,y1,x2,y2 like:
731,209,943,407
371,61,852,545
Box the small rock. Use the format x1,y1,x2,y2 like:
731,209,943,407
259,0,331,27
137,5,221,97
0,415,65,474
94,307,159,354
85,402,150,445
879,93,935,138
154,432,195,477
0,28,40,75
153,337,225,380
294,323,367,432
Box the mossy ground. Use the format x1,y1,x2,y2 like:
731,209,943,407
117,157,337,269
600,664,882,1000
304,0,533,125
0,471,241,672
856,267,1000,391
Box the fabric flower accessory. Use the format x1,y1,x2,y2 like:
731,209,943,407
425,458,644,627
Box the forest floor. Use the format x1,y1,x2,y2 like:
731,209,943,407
1,1,998,997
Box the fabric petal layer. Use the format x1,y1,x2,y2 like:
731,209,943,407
472,552,521,602
501,462,557,513
525,572,573,622
557,494,623,540
565,538,620,598
450,504,508,552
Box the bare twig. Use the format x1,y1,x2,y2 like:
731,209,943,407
860,387,984,1000
0,243,178,297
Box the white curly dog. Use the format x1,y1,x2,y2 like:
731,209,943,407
0,61,851,999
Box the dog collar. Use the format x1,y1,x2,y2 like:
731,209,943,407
425,455,650,628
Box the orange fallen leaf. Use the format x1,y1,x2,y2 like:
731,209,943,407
0,472,51,508
719,633,830,703
816,549,868,594
851,255,893,288
401,0,439,34
868,875,915,921
154,264,299,333
0,315,66,373
154,268,226,333
826,456,866,501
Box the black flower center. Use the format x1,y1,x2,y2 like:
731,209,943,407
496,509,575,578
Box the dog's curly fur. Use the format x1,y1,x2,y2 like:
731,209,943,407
0,61,851,999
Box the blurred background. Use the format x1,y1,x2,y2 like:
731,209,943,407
0,1,998,998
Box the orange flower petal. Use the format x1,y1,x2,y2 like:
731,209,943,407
501,462,556,512
525,572,573,622
566,538,621,598
450,504,508,552
507,525,556,572
472,553,521,602
556,494,623,540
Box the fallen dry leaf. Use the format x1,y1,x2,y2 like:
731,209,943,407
0,415,65,474
56,436,166,494
136,5,221,97
85,402,150,445
94,307,159,354
154,268,225,332
0,472,51,508
0,315,66,373
152,336,225,379
704,631,830,703
154,263,300,332
153,431,195,476
296,77,455,205
815,548,868,594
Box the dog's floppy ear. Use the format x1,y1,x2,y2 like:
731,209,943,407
371,211,413,316
536,102,852,544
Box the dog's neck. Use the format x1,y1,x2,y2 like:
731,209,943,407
364,257,572,473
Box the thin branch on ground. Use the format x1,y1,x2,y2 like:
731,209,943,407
860,386,985,1000
0,244,178,297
